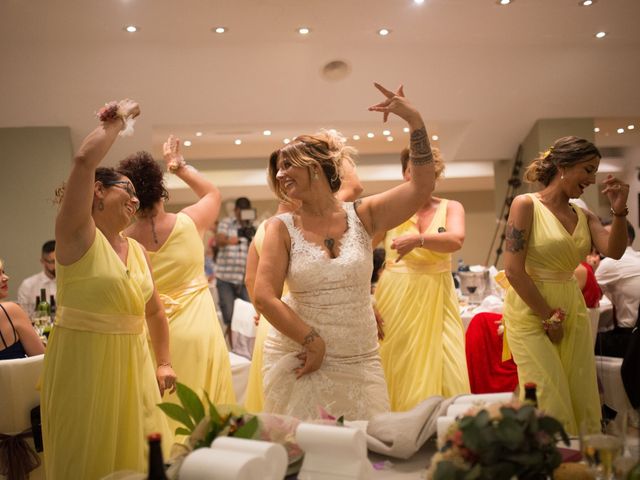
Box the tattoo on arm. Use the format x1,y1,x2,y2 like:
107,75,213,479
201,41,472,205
409,127,433,165
302,327,320,347
505,222,526,253
353,198,362,212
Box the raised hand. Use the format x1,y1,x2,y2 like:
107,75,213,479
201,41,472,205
368,82,421,126
601,174,629,215
163,134,186,172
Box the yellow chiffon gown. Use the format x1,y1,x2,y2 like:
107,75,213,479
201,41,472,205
375,199,470,411
42,229,171,480
149,213,235,436
503,193,601,435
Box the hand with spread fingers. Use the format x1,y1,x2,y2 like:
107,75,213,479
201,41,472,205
368,82,422,126
601,174,629,215
163,134,186,173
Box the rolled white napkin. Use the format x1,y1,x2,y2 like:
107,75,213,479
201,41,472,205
211,437,287,480
180,448,264,480
453,392,513,406
296,423,373,479
436,416,456,449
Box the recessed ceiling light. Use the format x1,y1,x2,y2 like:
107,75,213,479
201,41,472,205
403,127,410,133
617,128,625,134
386,136,394,142
234,139,242,145
263,130,272,136
377,28,390,36
414,0,425,4
627,124,635,130
298,27,310,35
195,131,203,137
213,27,227,34
283,138,291,144
183,140,192,147
595,31,607,39
594,127,600,133
124,25,138,33
497,0,512,5
580,0,594,5
382,129,391,136
431,135,439,141
367,132,375,138
352,134,360,140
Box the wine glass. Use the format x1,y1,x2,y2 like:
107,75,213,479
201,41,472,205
582,433,623,480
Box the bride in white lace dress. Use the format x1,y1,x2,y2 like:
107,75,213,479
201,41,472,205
254,83,436,420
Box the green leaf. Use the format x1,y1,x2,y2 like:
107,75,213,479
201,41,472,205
434,461,460,480
157,402,195,430
175,427,191,436
176,382,205,424
203,390,222,425
233,415,259,439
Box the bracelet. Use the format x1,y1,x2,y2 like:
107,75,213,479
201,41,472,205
157,362,172,368
541,309,565,332
610,206,629,217
301,327,320,347
419,235,424,248
168,160,186,173
97,101,123,123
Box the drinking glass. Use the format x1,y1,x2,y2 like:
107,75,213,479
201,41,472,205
582,433,623,480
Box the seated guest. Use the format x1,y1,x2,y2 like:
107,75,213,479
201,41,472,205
595,220,640,357
0,258,45,359
574,255,602,309
17,240,57,315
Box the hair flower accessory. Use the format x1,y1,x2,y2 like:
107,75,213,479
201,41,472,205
542,147,554,160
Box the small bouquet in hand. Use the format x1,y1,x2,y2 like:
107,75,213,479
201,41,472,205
428,401,569,480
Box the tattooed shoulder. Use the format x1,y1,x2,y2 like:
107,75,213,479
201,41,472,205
353,198,362,212
505,222,526,253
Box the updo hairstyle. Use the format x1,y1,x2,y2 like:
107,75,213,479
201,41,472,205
524,136,601,186
267,129,356,201
117,151,168,212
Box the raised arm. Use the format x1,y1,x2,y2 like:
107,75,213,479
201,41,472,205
503,195,563,342
164,135,222,236
355,84,435,237
586,174,629,259
55,100,140,265
253,218,326,378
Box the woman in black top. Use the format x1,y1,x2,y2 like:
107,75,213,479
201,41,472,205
0,258,45,360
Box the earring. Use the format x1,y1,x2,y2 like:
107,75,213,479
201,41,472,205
561,172,565,180
314,170,319,180
98,200,104,211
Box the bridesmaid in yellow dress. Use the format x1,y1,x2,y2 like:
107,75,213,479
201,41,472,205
374,148,469,411
118,136,236,437
503,136,629,435
42,99,175,480
243,162,363,413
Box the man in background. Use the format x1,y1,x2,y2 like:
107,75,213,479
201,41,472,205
595,220,640,357
17,239,57,314
215,197,255,327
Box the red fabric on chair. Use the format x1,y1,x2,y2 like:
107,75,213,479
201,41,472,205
465,312,519,394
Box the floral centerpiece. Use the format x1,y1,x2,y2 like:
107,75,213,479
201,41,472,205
428,401,570,480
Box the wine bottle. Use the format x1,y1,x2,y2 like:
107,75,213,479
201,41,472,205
147,433,168,480
49,295,56,322
524,382,538,408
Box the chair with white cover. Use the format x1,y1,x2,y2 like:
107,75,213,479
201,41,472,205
230,299,257,360
0,354,45,480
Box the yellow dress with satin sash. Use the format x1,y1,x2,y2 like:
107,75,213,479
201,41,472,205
148,213,235,436
375,199,470,411
503,193,601,435
244,221,290,413
41,229,171,480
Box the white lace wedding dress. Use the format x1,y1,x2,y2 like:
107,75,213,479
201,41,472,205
262,202,390,420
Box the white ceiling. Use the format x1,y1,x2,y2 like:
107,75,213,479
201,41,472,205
2,0,639,202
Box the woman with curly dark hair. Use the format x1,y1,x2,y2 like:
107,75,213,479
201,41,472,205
118,137,235,440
